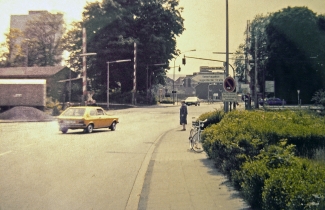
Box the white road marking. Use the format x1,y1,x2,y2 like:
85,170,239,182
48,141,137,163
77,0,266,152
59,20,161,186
0,150,12,156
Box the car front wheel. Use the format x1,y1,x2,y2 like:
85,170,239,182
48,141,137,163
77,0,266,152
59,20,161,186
85,124,94,133
109,122,116,131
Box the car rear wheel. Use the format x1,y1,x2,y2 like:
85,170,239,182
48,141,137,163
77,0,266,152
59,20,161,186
109,122,116,131
85,124,94,133
61,128,68,134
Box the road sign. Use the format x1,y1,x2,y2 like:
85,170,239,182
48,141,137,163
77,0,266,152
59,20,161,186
265,81,274,92
191,73,224,84
222,92,237,102
223,77,236,92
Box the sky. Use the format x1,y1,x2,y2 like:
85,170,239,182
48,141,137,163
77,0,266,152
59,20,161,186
0,0,324,77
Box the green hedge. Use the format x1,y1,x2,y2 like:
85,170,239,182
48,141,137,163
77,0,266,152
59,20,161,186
196,109,225,129
199,109,325,209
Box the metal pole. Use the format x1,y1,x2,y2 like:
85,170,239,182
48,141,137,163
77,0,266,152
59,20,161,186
224,0,229,113
146,65,149,103
173,58,176,104
132,43,137,105
69,66,71,102
107,62,110,109
254,30,258,108
82,28,87,105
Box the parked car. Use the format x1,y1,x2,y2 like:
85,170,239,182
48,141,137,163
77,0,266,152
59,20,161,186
259,98,286,106
57,106,119,134
185,97,200,106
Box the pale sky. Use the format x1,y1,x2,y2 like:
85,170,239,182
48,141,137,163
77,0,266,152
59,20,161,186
0,0,324,76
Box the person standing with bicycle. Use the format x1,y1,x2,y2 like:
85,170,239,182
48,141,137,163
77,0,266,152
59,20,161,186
180,100,188,131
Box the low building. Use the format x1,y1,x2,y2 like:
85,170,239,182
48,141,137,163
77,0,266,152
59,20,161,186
0,66,79,106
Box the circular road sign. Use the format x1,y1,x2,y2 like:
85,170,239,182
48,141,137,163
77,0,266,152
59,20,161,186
223,76,236,92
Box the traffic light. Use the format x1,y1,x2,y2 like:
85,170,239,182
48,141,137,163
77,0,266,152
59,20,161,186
182,57,186,65
178,65,181,72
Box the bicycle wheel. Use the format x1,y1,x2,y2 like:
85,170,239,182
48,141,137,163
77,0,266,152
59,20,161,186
189,128,195,138
191,132,204,153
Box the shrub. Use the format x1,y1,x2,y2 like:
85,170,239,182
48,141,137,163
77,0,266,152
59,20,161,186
197,109,225,129
201,109,325,209
311,89,325,107
262,159,325,210
233,144,297,209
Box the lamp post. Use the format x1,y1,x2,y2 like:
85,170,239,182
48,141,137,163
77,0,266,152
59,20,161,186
107,59,131,109
146,63,166,104
297,90,300,106
173,49,196,104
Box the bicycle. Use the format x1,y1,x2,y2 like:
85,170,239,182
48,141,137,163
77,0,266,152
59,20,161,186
189,118,207,153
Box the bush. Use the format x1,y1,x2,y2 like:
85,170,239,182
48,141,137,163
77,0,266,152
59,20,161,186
311,89,325,107
201,109,325,210
262,160,325,210
46,97,62,116
233,144,297,209
197,109,225,129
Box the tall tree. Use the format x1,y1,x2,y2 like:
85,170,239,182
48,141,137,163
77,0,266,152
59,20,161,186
233,43,246,82
63,0,184,101
265,7,325,103
24,12,65,66
236,7,325,103
0,29,25,67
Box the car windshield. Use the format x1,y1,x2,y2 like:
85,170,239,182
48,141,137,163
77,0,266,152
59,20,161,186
62,108,86,116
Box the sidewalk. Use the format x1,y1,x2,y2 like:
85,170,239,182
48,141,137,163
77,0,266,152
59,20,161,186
137,126,251,210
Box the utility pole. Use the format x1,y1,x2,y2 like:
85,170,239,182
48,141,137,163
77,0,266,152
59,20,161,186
254,30,258,108
224,0,229,113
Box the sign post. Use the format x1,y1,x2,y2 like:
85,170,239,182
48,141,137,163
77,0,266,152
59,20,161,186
222,76,237,104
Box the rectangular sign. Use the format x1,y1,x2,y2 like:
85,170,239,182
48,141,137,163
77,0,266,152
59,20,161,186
191,73,224,83
222,92,237,102
265,81,274,92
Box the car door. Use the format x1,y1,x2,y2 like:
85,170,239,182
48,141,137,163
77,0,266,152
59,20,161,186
95,108,106,128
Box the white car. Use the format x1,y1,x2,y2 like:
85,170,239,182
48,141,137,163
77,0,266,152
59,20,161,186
185,97,200,106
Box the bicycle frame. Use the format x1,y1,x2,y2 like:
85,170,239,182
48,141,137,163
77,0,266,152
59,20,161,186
189,118,207,152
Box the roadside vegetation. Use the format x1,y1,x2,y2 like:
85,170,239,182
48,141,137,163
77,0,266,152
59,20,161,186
199,109,325,209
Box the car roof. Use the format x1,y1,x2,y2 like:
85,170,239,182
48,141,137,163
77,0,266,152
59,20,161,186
68,106,102,109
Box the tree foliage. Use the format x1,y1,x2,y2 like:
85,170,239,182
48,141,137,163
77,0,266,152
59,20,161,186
0,29,25,67
234,7,325,104
0,12,65,67
24,12,65,66
63,0,184,100
265,7,325,103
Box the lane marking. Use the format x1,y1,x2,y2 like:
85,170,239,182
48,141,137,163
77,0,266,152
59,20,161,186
0,150,12,156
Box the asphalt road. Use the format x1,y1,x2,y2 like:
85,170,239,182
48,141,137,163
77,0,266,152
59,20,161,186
0,103,223,210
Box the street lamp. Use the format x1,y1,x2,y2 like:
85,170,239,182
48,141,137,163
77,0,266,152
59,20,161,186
173,49,196,104
146,63,166,104
297,90,300,106
107,59,131,109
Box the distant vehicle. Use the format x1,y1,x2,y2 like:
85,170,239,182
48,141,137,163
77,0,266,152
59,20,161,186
259,98,286,106
58,106,119,134
185,97,200,106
